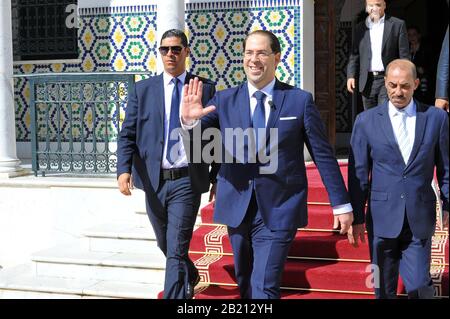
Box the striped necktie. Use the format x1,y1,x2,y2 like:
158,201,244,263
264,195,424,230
396,110,412,164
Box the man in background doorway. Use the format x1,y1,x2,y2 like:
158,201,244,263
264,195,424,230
435,26,449,111
347,0,410,110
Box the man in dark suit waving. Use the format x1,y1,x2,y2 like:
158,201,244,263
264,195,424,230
117,29,216,299
181,30,354,299
347,0,410,110
348,59,449,298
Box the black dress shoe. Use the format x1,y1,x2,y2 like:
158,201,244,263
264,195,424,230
186,274,200,299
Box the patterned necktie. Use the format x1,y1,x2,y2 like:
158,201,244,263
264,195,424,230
252,91,266,156
166,77,181,164
396,110,411,164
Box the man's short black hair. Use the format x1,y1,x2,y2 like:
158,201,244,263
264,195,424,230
243,30,281,54
160,29,189,47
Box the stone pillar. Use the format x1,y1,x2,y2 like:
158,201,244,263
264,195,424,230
156,0,185,73
303,0,314,162
0,0,22,177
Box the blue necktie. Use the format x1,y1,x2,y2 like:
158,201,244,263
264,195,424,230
166,77,181,164
252,91,266,155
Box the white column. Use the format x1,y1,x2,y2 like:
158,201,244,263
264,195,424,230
302,0,314,162
156,0,185,73
0,0,22,177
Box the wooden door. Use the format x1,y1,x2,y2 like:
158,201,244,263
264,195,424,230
314,0,338,148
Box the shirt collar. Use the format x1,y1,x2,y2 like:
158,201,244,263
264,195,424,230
366,14,385,28
388,99,416,117
247,78,276,99
163,71,187,86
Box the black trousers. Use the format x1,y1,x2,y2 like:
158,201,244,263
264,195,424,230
145,176,201,299
362,74,388,110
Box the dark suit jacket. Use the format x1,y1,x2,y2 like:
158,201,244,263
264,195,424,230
117,72,216,194
347,15,410,93
348,101,449,239
199,80,349,231
436,27,449,100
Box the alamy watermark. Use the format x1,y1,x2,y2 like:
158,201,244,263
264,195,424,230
168,124,280,174
65,4,78,29
365,264,380,289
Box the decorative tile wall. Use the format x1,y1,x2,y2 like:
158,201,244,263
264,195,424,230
14,0,303,142
186,0,301,91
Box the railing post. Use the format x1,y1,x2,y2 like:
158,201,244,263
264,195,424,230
29,79,38,176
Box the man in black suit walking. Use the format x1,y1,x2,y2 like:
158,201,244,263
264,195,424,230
347,0,410,110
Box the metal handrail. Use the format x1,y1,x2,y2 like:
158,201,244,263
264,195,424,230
28,73,136,176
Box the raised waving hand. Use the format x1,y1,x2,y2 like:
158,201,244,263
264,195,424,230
181,77,216,124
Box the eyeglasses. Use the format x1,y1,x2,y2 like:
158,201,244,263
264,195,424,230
244,50,274,59
159,46,184,56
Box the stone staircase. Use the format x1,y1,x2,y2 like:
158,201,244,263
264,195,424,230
0,176,204,299
0,218,164,298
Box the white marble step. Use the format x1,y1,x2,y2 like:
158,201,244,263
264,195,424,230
83,224,158,254
0,290,112,299
84,223,157,240
135,210,204,227
0,177,149,268
32,245,166,285
134,191,211,225
84,221,204,254
0,273,161,299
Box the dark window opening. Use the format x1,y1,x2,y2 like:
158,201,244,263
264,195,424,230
12,0,78,61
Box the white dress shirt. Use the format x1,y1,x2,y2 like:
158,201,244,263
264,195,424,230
162,71,188,169
388,99,416,155
366,15,385,72
247,79,275,126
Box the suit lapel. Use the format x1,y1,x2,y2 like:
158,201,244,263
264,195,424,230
266,79,285,135
238,83,252,130
231,84,251,161
405,101,427,169
155,73,165,128
184,72,194,85
157,72,192,140
378,103,405,165
382,16,392,52
363,25,372,60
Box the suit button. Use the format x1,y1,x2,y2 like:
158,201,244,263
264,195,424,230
403,175,407,179
160,141,164,145
401,194,405,199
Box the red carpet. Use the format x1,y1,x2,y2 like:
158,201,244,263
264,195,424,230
164,162,449,299
193,285,375,299
190,225,371,260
